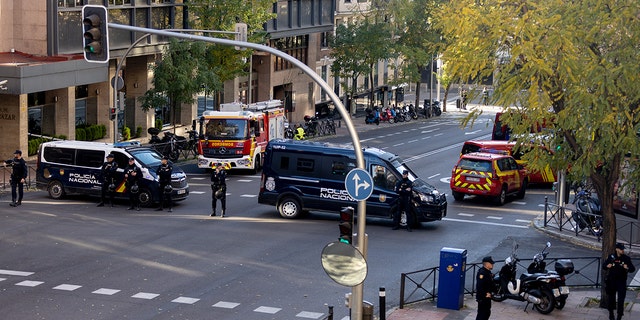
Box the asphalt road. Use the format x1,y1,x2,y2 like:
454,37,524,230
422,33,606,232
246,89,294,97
0,111,600,320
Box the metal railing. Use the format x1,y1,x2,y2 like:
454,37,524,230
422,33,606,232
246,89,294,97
1,164,38,194
399,256,639,309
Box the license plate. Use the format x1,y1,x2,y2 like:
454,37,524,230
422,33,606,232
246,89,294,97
560,286,570,295
466,177,480,182
177,189,186,195
552,288,560,297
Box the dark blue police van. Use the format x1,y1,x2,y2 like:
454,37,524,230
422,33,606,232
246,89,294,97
36,140,189,206
258,139,447,226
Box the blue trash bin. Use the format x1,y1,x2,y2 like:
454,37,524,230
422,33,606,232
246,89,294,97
437,247,467,310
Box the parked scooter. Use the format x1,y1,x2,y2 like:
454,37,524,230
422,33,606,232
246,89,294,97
492,241,561,314
379,106,395,123
148,127,181,162
423,99,442,117
365,107,380,125
572,189,603,237
284,120,294,139
526,242,574,310
406,104,419,120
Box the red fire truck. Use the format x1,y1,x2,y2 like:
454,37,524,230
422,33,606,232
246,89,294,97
197,100,285,171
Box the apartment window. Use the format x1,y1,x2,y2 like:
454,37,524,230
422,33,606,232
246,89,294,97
273,36,308,71
108,0,132,5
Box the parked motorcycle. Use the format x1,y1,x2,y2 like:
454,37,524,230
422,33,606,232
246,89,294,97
379,106,395,123
406,104,419,120
365,107,380,125
303,114,318,137
284,121,294,139
572,188,603,237
492,241,561,314
148,127,181,162
423,99,442,117
526,242,574,310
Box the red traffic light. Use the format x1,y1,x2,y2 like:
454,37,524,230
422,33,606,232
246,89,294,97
339,207,354,244
109,108,116,121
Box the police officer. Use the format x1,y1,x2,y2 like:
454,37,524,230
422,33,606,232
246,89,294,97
5,150,28,207
393,170,413,231
124,157,142,211
156,156,173,212
476,256,495,320
97,153,118,207
210,163,227,217
603,243,636,320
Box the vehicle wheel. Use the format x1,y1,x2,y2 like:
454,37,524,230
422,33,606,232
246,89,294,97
452,191,465,201
278,196,302,219
494,185,507,205
252,155,261,174
435,108,442,116
532,288,555,314
375,119,380,125
169,150,180,162
138,189,153,207
516,179,527,199
47,180,65,199
389,118,396,124
555,296,566,310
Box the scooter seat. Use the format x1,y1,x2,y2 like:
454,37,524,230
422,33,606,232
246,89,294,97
520,272,548,281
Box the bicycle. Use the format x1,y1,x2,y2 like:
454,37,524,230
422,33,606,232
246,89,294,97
181,130,199,160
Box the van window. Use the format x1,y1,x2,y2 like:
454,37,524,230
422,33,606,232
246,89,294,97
279,156,290,170
44,147,74,165
372,164,398,190
296,158,315,173
129,149,163,168
75,149,104,168
112,152,129,169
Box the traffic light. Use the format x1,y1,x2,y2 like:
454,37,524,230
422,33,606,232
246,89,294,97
109,107,116,121
82,5,109,63
339,207,354,245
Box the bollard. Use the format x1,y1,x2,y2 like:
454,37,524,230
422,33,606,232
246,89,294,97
327,305,333,320
379,287,386,320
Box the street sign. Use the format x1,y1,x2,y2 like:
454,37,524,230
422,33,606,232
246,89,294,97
344,168,373,201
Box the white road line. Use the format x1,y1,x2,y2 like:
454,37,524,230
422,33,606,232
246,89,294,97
254,306,282,314
443,217,529,229
190,191,206,194
190,177,206,180
487,216,503,220
516,219,531,223
427,173,441,179
0,278,5,282
241,194,257,198
213,301,241,309
132,292,160,299
512,201,526,205
172,296,200,304
15,280,43,287
237,179,253,182
408,139,419,143
458,213,474,217
0,269,34,276
92,288,120,295
392,143,404,147
297,311,325,319
53,284,82,291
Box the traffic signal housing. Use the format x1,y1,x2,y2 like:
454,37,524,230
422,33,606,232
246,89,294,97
339,206,354,245
82,5,109,63
109,107,117,121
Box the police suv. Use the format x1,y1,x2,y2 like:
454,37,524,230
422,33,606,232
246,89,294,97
258,139,447,227
36,140,189,206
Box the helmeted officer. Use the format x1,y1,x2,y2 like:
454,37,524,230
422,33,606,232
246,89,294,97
393,170,413,231
210,163,227,217
156,156,173,212
603,243,636,320
6,150,28,207
124,157,142,211
476,256,495,320
97,153,118,207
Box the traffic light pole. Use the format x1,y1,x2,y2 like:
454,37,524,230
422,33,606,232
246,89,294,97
107,23,368,319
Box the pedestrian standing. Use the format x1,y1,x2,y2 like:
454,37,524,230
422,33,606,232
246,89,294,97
210,163,227,217
476,256,495,320
462,89,468,110
393,170,413,232
155,156,173,212
124,157,142,211
5,150,28,207
603,243,636,320
97,153,118,207
482,87,489,106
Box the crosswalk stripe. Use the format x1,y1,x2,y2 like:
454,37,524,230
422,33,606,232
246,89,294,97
0,269,34,276
53,284,82,291
92,288,120,295
296,311,324,319
487,216,503,220
132,292,159,299
172,296,200,304
15,280,43,287
213,301,240,309
254,306,281,314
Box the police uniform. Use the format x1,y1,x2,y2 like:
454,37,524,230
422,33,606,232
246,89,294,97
8,150,28,207
210,163,227,217
156,156,173,212
393,170,413,231
124,158,142,211
603,243,636,320
98,154,118,207
476,256,495,320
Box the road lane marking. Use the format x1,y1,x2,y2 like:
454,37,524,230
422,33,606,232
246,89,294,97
0,269,34,276
172,296,200,304
297,311,324,319
213,301,240,309
392,143,404,147
512,201,526,205
408,139,419,143
241,194,257,198
93,288,120,295
237,179,253,182
487,216,503,220
443,217,529,229
53,284,82,291
132,292,160,299
516,219,531,223
190,191,206,194
15,280,43,287
427,173,441,179
254,306,281,314
458,213,474,217
190,177,206,180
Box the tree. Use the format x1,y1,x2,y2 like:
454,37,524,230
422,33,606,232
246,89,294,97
436,0,640,307
138,39,220,130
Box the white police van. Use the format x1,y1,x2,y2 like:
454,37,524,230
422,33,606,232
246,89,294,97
36,140,189,206
258,139,447,227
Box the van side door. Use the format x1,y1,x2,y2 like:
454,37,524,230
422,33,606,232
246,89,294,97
368,164,399,217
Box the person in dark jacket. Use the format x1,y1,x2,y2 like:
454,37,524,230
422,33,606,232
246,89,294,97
210,163,227,217
603,243,636,320
5,150,28,207
476,256,495,320
393,170,413,231
124,157,142,211
97,153,118,207
156,156,173,212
